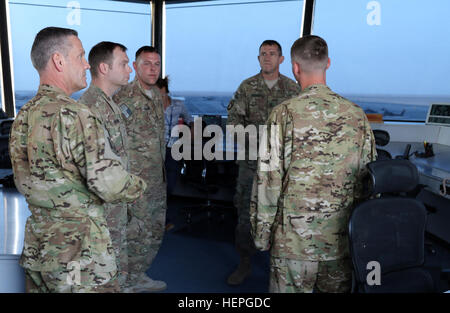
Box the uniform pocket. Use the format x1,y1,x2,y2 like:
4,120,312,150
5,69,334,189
286,211,350,261
21,218,88,272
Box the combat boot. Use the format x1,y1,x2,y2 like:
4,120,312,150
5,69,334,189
227,256,251,285
123,273,167,293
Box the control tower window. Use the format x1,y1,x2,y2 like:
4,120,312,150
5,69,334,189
313,0,450,122
8,0,151,113
165,0,304,116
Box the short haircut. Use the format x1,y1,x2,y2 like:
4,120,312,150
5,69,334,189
259,40,282,56
88,41,127,78
290,35,328,72
156,76,170,93
135,46,159,61
30,27,78,72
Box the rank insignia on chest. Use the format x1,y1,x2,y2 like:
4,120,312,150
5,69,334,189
120,104,132,119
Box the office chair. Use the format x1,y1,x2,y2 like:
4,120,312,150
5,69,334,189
373,129,392,160
179,115,235,227
349,159,439,293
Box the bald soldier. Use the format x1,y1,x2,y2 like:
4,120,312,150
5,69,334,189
79,41,133,291
9,27,147,293
226,40,301,285
250,35,377,293
113,46,167,292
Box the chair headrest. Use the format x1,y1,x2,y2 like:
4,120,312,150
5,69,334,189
366,159,419,195
373,129,390,147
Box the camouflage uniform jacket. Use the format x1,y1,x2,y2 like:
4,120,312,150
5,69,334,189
79,84,129,169
227,72,301,169
9,84,147,272
250,84,377,261
113,78,165,183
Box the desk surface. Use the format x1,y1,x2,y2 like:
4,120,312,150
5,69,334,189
383,142,450,186
384,142,450,172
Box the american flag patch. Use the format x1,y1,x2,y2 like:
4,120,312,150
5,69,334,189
120,104,132,119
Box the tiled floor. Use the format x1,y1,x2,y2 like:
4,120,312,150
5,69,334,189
148,196,270,293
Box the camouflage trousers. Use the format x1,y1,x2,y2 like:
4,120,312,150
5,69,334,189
105,202,128,289
24,268,119,293
126,182,166,285
233,163,257,257
269,256,352,293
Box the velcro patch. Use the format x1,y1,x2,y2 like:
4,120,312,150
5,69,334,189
120,104,132,119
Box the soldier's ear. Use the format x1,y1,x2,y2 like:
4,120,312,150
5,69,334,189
292,61,301,78
98,62,109,75
51,52,65,72
326,57,331,70
279,55,285,65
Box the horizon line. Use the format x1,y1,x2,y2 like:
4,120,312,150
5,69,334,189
12,89,450,99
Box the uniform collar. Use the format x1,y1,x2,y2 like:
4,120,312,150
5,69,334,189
257,71,284,90
302,84,330,93
131,77,152,99
258,71,281,81
38,84,69,96
88,84,114,103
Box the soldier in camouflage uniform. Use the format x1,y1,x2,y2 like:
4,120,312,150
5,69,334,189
250,35,377,293
79,41,133,290
113,46,167,292
9,27,147,293
227,40,301,285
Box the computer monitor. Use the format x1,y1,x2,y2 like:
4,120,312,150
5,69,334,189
426,103,450,126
